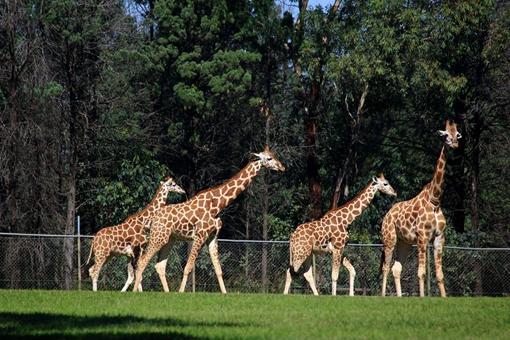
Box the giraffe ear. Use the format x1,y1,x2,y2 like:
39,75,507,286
437,130,448,137
372,176,378,184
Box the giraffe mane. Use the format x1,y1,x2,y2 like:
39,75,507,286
326,181,373,215
121,181,167,222
192,161,255,197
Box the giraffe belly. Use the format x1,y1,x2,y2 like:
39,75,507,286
397,225,417,244
111,244,135,257
312,240,333,253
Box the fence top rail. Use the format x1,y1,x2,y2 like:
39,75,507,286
0,232,509,251
0,232,89,239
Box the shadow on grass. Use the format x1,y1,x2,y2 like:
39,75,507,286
0,312,250,339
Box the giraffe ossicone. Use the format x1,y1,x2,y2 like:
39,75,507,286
284,173,397,296
132,146,285,293
380,119,461,297
86,176,185,292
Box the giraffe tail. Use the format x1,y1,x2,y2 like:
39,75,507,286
377,247,385,283
287,241,297,276
85,239,94,266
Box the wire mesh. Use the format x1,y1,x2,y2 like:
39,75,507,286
0,233,509,296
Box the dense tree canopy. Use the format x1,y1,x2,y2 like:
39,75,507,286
1,0,509,250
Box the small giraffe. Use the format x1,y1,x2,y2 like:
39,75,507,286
132,146,285,293
284,174,397,296
380,120,461,297
86,176,185,292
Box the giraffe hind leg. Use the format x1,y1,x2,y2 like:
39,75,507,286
283,268,292,295
284,244,298,295
179,232,208,293
331,249,342,296
121,259,135,292
380,216,397,297
380,245,395,297
133,238,164,292
433,233,446,297
303,259,318,296
283,246,303,294
208,235,227,294
392,241,411,297
154,242,173,292
342,257,356,296
89,253,109,292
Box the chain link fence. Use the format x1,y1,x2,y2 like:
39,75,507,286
0,233,509,296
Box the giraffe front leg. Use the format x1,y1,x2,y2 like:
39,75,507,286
179,233,207,293
433,233,446,297
331,249,342,296
208,235,227,294
342,257,356,296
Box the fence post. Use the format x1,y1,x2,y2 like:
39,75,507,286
426,245,431,296
77,215,81,291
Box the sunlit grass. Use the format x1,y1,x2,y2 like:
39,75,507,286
0,290,509,339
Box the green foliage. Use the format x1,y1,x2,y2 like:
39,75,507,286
2,0,509,248
94,152,169,226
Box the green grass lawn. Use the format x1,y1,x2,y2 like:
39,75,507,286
0,290,509,339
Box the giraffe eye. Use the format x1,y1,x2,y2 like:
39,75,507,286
267,157,272,161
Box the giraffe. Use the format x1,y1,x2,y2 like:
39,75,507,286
284,174,397,296
86,176,185,292
380,120,461,297
132,146,285,293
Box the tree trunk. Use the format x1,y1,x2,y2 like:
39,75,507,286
304,79,323,220
451,110,467,233
331,148,352,209
261,179,269,292
261,110,271,292
63,173,76,290
330,84,368,209
470,110,482,294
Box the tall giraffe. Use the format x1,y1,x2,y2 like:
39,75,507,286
380,120,461,297
284,174,397,296
86,176,185,292
132,146,285,293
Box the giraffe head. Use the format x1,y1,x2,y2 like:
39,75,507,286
372,173,397,196
160,176,185,194
252,145,286,172
437,120,461,149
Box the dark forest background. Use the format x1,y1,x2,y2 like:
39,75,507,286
1,0,509,250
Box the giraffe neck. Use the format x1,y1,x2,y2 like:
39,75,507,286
207,161,263,213
330,182,378,226
428,145,447,206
